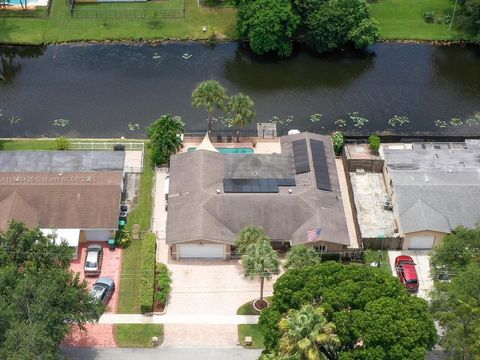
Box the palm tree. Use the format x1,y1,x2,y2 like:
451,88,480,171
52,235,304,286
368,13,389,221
284,245,320,270
147,114,184,166
192,80,228,132
226,93,255,128
235,225,267,255
278,305,340,360
241,237,280,308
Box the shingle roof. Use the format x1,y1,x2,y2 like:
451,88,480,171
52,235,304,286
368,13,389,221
0,151,125,173
383,146,480,234
166,133,349,246
0,172,123,229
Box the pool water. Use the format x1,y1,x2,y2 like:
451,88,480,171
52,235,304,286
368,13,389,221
187,147,254,154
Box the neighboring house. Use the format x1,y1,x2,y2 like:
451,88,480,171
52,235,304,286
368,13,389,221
382,140,480,250
0,151,126,256
166,132,350,260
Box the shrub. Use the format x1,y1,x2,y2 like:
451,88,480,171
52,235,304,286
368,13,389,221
368,134,381,151
331,131,344,156
115,229,132,249
423,10,436,23
139,233,156,313
55,137,71,151
155,263,172,305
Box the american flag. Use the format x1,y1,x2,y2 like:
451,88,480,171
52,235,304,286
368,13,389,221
307,227,322,242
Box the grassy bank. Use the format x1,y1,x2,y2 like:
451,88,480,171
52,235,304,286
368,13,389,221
370,0,463,40
117,146,154,314
0,0,236,45
238,324,264,349
115,324,164,347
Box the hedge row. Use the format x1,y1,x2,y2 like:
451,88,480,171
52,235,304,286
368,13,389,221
139,233,156,313
155,263,172,305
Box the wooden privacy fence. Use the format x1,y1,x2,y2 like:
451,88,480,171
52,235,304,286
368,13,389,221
361,236,404,250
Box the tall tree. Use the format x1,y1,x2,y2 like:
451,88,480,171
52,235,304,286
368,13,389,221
430,226,480,272
430,263,480,359
241,237,280,307
235,225,267,254
284,245,320,270
226,93,255,128
259,262,437,358
0,222,103,359
237,0,301,57
277,304,340,360
305,0,379,53
147,114,184,166
192,80,228,132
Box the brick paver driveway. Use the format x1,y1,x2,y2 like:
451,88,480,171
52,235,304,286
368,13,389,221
161,258,279,346
63,242,123,347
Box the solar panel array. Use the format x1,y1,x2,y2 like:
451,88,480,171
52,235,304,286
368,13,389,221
309,139,331,191
223,178,296,193
292,139,310,174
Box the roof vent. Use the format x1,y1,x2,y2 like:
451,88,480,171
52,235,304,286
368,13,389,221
216,189,221,194
288,188,293,194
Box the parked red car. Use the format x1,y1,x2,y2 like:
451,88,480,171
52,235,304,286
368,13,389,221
395,255,419,292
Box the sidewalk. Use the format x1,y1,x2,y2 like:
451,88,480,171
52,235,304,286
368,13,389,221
153,166,169,264
99,314,259,325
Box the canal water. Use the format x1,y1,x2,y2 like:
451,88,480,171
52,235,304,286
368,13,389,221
0,42,479,138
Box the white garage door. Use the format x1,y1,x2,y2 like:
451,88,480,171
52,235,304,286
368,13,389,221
85,230,112,241
409,235,435,249
178,244,224,259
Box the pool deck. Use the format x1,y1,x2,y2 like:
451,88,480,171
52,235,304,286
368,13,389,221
181,138,282,155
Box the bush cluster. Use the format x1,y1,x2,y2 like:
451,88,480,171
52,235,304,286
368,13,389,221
368,134,381,151
55,137,71,151
139,233,157,313
115,229,132,249
155,263,172,305
331,131,344,156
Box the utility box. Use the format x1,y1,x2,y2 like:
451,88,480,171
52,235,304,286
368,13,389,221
244,336,252,346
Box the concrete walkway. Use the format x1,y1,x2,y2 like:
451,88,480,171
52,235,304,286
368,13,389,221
99,314,259,325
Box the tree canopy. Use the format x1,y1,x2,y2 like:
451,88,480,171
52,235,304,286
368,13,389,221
284,245,320,270
429,226,480,359
237,0,301,57
259,262,437,359
0,221,103,359
235,225,268,254
458,0,480,39
147,114,184,166
237,0,378,56
226,93,255,127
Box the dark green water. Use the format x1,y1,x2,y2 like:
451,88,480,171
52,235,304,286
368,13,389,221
0,42,479,138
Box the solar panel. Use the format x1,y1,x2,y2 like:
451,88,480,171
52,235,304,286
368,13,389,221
223,179,279,193
309,139,331,191
292,139,310,174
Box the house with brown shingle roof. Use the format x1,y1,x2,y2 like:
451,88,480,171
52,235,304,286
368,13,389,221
166,133,350,260
0,151,125,255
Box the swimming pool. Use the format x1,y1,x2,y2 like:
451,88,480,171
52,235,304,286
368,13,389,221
187,147,254,154
6,0,48,6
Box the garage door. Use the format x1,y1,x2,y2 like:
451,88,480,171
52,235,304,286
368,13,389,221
85,230,112,241
409,235,435,249
178,244,225,259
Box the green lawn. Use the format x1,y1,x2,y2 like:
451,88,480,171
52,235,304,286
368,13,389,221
0,0,237,44
238,324,264,349
117,146,154,314
370,0,464,40
0,139,56,150
363,249,391,271
115,324,164,347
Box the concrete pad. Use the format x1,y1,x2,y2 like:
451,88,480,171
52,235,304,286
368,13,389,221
350,172,395,238
388,250,433,301
124,150,143,173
